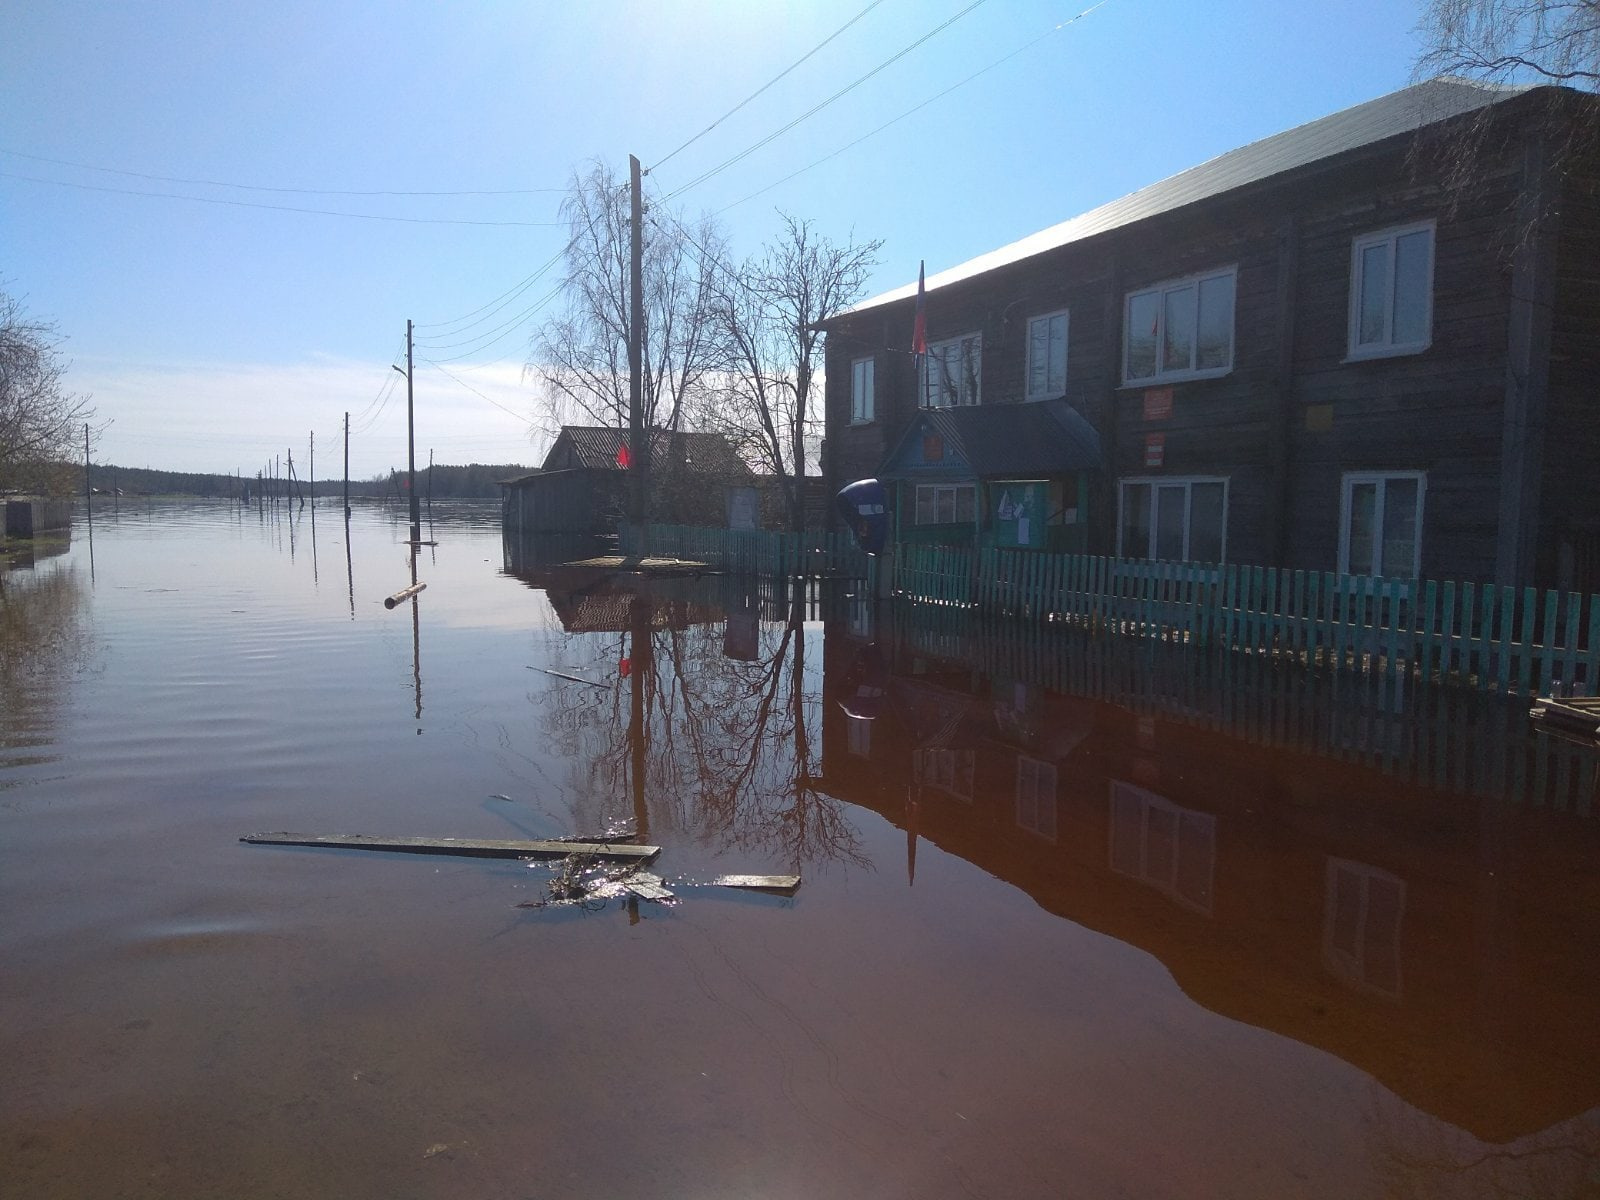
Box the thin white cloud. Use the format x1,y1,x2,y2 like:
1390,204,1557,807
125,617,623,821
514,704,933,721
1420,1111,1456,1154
70,354,548,478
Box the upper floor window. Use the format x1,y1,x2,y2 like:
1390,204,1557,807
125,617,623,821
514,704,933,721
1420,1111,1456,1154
922,333,981,407
1123,266,1235,384
1118,476,1227,563
1348,221,1433,359
1025,310,1068,401
1340,471,1424,579
850,356,875,424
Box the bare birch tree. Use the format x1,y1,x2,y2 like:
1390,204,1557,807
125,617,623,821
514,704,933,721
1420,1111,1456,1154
1417,0,1600,87
0,290,93,495
700,215,881,531
530,161,724,438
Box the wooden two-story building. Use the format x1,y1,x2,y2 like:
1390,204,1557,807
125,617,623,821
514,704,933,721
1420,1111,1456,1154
821,78,1600,591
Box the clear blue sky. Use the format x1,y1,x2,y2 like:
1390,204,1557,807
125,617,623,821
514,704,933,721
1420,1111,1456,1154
3,0,1426,477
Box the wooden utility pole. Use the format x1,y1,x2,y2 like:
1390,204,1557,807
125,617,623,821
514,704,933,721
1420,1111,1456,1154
426,448,434,520
627,153,648,547
83,423,93,533
309,430,315,505
405,319,420,544
343,411,350,518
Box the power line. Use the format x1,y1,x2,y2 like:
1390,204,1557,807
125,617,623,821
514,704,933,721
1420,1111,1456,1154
421,281,566,363
0,148,567,197
718,0,1116,216
0,170,563,227
413,240,572,335
649,0,889,173
421,358,530,422
662,0,992,201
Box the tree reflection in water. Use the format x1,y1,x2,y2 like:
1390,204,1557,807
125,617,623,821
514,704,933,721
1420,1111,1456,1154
0,556,90,781
535,578,868,871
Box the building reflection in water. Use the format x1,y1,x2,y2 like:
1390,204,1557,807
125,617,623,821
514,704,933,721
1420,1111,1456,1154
0,550,90,780
503,530,1599,1185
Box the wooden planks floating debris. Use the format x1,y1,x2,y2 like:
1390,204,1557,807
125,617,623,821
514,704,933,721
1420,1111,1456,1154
710,874,802,894
240,832,660,861
622,873,676,901
1530,696,1600,737
533,667,608,688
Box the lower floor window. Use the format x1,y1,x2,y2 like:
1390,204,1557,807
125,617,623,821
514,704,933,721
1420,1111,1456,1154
915,483,976,525
1118,477,1227,563
1340,472,1423,579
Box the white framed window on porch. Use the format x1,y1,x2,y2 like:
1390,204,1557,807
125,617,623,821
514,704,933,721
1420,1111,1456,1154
1339,472,1423,579
1025,309,1068,401
1117,477,1227,563
1015,755,1058,840
850,355,875,424
1348,221,1434,360
1123,266,1236,385
1108,780,1215,915
915,482,976,526
922,333,981,408
1323,857,1405,998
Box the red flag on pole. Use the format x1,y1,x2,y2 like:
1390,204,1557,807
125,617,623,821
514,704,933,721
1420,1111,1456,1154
616,443,631,469
911,260,927,358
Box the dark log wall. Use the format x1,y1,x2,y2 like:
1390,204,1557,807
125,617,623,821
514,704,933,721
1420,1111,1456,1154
823,92,1596,588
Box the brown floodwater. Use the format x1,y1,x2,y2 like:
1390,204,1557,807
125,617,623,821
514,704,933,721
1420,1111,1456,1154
3,500,1598,1199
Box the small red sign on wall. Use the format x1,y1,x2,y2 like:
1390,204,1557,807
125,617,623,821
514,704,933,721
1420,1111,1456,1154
1143,387,1173,421
1144,433,1165,467
922,434,944,462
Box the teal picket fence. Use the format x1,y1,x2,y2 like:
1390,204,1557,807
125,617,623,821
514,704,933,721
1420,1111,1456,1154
615,526,1599,697
894,544,1600,698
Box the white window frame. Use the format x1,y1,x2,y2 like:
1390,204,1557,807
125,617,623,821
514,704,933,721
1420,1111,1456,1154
846,714,872,759
921,332,982,408
914,482,977,526
849,355,875,424
1015,755,1058,840
1116,476,1229,563
1108,781,1215,916
1323,857,1406,998
1346,220,1434,360
1024,309,1069,402
914,747,974,801
1122,265,1236,385
1338,471,1425,579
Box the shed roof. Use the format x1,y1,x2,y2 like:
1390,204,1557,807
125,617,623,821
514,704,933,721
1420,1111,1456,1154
838,77,1533,321
883,400,1101,478
547,427,752,476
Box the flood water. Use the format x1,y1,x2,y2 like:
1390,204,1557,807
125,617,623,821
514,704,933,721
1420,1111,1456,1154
4,500,1599,1199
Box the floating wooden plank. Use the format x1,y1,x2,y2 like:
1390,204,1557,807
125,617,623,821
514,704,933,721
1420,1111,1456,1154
710,874,802,894
534,668,608,688
383,581,427,609
241,832,660,861
622,876,676,901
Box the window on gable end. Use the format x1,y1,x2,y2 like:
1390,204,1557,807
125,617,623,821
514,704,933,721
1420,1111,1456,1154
850,356,875,423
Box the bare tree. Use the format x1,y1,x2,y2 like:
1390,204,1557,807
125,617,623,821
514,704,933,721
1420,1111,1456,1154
0,289,94,495
700,215,881,531
529,161,724,438
1417,0,1600,87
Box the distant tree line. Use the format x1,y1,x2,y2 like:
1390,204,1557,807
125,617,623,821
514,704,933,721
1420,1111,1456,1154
42,461,533,499
366,462,532,500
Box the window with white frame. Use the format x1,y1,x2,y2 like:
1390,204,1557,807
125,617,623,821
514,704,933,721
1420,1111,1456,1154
846,714,872,759
1118,477,1227,563
1025,310,1068,401
1340,472,1424,579
1348,221,1434,359
1123,266,1236,384
1015,755,1058,840
1108,780,1215,915
915,482,977,526
922,333,982,407
850,356,875,424
914,747,974,800
1323,857,1405,998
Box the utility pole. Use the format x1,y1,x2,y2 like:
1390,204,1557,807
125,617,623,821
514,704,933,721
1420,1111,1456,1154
627,153,648,551
309,430,315,506
83,423,93,534
343,411,350,519
426,447,434,521
406,318,420,544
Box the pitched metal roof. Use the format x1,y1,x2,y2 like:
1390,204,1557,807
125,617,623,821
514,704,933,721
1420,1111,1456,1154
884,400,1101,478
548,427,752,475
841,77,1532,320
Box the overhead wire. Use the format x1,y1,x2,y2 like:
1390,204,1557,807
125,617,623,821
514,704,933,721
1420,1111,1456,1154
661,0,992,201
716,0,1116,215
0,170,563,226
413,238,574,337
0,148,566,196
421,280,567,364
420,359,531,422
649,0,889,173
